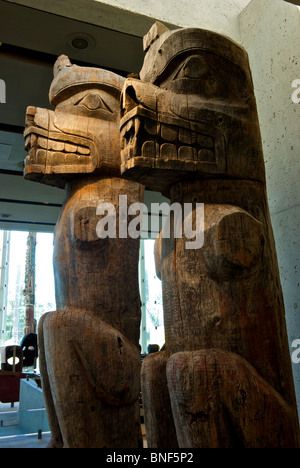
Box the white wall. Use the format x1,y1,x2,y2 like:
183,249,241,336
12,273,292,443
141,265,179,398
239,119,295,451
91,0,251,40
239,0,300,417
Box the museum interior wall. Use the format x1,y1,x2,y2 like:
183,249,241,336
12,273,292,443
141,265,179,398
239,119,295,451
239,0,300,418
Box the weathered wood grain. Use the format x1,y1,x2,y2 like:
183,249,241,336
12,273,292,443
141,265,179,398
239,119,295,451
121,22,300,448
141,350,178,448
24,56,144,448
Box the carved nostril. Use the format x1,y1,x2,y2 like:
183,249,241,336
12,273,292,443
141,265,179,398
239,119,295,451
126,85,139,103
121,85,139,117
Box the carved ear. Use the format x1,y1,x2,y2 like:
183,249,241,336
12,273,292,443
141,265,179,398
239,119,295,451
53,55,72,77
143,21,170,52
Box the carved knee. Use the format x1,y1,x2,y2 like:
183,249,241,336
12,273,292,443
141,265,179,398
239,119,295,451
42,310,141,407
141,350,178,448
166,349,298,448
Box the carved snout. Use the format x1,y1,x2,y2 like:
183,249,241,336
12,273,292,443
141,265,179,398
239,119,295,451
24,105,95,187
120,78,158,119
24,106,50,181
25,106,50,134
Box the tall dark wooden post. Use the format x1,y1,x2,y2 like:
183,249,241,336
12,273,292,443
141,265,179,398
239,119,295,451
120,22,300,448
24,56,144,448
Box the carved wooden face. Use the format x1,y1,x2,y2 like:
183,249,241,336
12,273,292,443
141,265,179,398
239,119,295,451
24,58,125,188
120,28,265,195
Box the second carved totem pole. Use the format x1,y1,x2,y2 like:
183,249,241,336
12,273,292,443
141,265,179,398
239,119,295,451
120,23,300,448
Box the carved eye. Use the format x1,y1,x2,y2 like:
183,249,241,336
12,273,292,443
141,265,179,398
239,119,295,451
80,93,102,110
174,56,209,81
75,93,112,112
182,56,207,79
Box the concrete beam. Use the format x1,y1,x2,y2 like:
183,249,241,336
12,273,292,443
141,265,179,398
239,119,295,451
5,0,251,42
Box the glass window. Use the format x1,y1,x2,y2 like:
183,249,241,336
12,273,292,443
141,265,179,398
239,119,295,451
139,239,164,354
0,230,55,348
35,233,55,325
0,230,165,357
5,231,27,346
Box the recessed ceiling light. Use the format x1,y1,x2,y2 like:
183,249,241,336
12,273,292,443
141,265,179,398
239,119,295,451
71,37,89,50
66,33,96,51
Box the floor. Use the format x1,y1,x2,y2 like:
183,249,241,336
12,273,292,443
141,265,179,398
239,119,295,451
0,402,51,448
0,402,147,448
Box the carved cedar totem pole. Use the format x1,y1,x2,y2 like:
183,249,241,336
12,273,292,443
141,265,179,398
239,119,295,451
120,23,300,448
24,56,144,448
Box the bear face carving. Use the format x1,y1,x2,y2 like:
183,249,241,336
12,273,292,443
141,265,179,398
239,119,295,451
120,26,265,196
24,55,125,188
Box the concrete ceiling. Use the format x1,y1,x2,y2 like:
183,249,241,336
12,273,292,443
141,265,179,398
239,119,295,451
284,0,300,5
0,0,172,232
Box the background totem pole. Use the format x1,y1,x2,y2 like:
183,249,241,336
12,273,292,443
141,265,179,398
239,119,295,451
23,232,36,335
120,23,300,448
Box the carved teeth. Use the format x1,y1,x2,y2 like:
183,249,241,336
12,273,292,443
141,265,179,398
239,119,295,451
122,116,217,163
25,129,91,162
51,152,65,165
35,137,90,155
49,152,89,165
142,141,156,158
160,143,177,159
125,135,216,163
178,146,194,161
64,153,77,164
65,143,77,153
77,145,90,155
36,149,46,164
50,140,65,151
38,137,48,149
